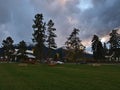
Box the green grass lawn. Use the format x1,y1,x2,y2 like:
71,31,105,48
0,63,120,90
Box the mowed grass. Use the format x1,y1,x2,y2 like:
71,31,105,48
0,63,120,90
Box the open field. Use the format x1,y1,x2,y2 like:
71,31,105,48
0,63,120,90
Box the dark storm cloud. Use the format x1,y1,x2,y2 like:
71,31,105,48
80,0,120,40
0,0,11,24
0,0,120,48
0,0,35,44
30,0,80,46
31,0,120,46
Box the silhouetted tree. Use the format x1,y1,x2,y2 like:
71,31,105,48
91,35,104,61
108,29,120,61
32,13,46,60
17,40,27,62
46,19,57,57
103,42,108,56
108,29,120,49
2,36,14,61
65,28,85,62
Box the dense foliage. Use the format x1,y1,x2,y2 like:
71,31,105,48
91,35,104,61
46,19,57,57
17,40,27,61
32,14,46,60
2,36,14,61
65,28,85,62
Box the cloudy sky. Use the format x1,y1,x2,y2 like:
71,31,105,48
0,0,120,52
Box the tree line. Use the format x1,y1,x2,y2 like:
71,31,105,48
91,29,120,62
0,13,120,63
0,13,85,63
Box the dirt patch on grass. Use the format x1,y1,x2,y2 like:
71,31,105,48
18,63,28,67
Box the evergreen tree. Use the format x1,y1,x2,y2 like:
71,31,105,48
108,29,120,49
17,40,27,62
103,42,108,57
32,13,46,60
2,36,14,61
91,35,104,61
65,28,85,62
108,29,120,60
46,19,57,57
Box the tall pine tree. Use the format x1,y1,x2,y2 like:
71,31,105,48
108,29,120,60
91,35,104,61
46,19,57,58
2,36,14,61
17,40,27,62
65,28,85,62
32,14,46,60
108,29,120,49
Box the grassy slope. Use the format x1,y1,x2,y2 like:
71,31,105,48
0,63,120,90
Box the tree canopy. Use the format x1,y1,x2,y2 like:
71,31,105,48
91,35,104,61
2,36,14,61
16,40,27,62
46,19,57,49
65,28,85,62
108,29,120,49
32,13,46,60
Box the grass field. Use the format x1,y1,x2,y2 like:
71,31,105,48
0,63,120,90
